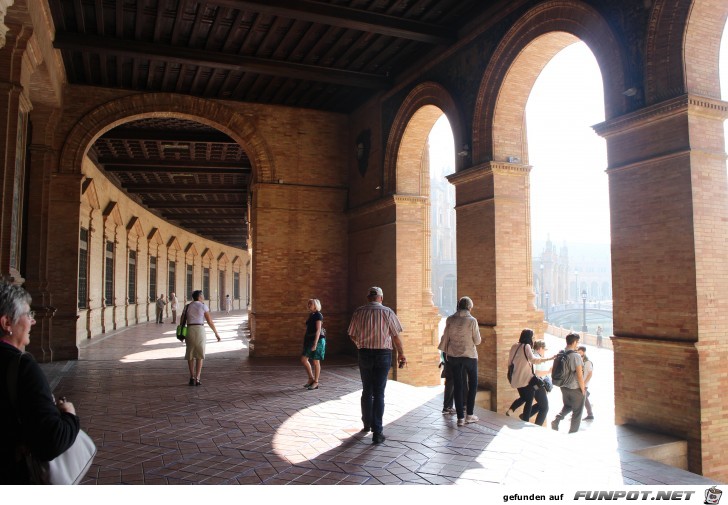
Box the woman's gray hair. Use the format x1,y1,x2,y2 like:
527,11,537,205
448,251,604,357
457,296,473,311
308,298,322,312
0,282,32,330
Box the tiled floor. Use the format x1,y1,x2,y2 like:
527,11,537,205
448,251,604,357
36,311,717,486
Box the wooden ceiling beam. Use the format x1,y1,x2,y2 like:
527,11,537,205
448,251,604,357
124,184,245,194
54,32,390,89
100,159,250,171
149,201,246,209
208,0,454,45
99,129,236,143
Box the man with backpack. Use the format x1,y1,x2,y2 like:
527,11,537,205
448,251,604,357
550,333,586,433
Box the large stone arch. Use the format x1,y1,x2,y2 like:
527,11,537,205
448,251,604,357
59,93,274,183
375,82,462,386
645,0,728,104
472,0,627,164
383,82,464,195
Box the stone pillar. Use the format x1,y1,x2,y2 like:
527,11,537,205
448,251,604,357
45,172,83,360
392,194,441,386
594,95,728,480
249,182,348,357
448,162,545,412
0,22,31,284
23,134,59,362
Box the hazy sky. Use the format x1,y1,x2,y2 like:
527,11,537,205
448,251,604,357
526,42,609,246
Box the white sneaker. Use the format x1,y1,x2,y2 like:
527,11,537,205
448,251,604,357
457,418,465,426
465,415,479,424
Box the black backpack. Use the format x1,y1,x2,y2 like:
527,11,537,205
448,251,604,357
551,349,576,387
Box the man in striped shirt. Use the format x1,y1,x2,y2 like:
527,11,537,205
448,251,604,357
348,286,406,444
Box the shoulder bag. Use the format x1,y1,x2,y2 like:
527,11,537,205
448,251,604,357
176,303,189,341
527,346,547,391
7,352,97,484
507,344,520,384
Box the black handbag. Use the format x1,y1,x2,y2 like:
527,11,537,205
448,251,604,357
507,344,520,384
529,374,546,391
529,352,547,391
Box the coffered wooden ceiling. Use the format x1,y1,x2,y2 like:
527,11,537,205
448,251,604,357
48,0,490,249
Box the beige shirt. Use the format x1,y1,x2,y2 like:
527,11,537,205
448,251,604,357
438,310,481,359
508,343,540,388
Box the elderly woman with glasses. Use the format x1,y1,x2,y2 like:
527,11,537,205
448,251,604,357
0,282,81,483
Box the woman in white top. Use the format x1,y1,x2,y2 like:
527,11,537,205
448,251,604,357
505,329,554,425
185,290,221,386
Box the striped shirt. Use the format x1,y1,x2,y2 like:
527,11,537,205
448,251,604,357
347,302,403,350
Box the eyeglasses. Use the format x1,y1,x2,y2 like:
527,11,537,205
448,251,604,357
25,310,35,320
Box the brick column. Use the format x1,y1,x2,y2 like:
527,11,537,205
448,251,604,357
391,195,441,386
0,22,30,283
346,194,440,386
594,95,728,480
23,137,58,362
448,162,545,412
44,172,83,360
249,182,348,357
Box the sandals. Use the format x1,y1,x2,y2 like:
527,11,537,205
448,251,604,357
307,382,319,390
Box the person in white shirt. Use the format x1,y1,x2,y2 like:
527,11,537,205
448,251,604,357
184,290,221,386
577,345,594,420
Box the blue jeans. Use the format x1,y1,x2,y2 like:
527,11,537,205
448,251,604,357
358,349,392,434
447,356,478,419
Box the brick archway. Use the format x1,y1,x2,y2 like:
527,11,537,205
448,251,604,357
379,82,460,385
384,82,463,195
646,0,728,104
472,0,626,164
59,93,274,183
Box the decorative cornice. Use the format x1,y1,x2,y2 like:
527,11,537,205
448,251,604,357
167,236,182,251
605,149,690,175
126,216,145,238
147,227,164,246
447,161,531,186
347,194,428,220
185,243,198,257
594,94,728,138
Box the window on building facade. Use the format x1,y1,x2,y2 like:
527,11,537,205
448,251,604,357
186,264,193,299
168,260,176,296
218,270,225,306
128,250,136,303
78,228,89,309
104,240,114,306
203,267,210,298
149,256,157,302
234,272,240,299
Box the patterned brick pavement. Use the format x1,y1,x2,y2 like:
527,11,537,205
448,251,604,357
34,311,716,486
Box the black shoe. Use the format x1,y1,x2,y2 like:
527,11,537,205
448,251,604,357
188,377,195,386
360,426,371,433
195,379,201,386
551,419,560,430
372,433,386,444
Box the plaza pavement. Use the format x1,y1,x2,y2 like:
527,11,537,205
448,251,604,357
33,311,717,486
